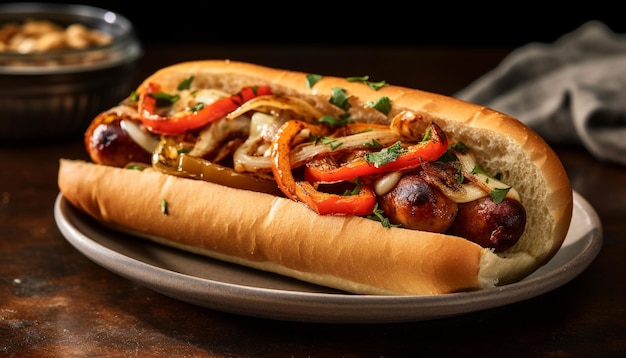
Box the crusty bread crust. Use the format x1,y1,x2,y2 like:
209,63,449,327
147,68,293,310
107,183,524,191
58,159,486,295
57,60,573,295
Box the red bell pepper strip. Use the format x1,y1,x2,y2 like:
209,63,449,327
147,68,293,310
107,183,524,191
138,83,272,135
304,122,448,183
294,181,376,216
270,119,376,215
270,119,329,200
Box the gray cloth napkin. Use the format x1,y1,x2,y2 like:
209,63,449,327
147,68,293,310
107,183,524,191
455,20,626,166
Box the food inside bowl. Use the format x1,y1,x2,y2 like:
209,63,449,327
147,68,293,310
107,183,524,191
0,18,115,67
0,18,113,53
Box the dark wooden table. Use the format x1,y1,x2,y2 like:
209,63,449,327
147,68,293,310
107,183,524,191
2,44,625,357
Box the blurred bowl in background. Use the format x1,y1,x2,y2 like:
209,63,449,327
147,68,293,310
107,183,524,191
0,2,142,143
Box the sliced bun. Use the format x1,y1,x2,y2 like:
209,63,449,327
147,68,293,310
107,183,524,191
57,60,573,295
59,159,488,295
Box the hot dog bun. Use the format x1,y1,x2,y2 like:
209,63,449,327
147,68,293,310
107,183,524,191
57,60,573,295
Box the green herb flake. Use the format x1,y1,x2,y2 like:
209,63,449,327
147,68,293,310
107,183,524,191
318,114,354,127
366,96,392,115
126,164,145,171
160,199,169,216
472,166,500,184
151,92,180,107
364,138,383,149
177,76,194,90
365,203,401,228
471,165,488,176
309,134,323,144
455,162,464,184
318,136,343,150
366,80,388,91
450,141,470,153
128,91,139,104
329,87,352,111
365,141,406,167
490,188,510,204
342,178,362,196
421,127,432,142
436,150,455,163
346,76,388,91
331,141,343,150
346,75,369,83
306,74,322,88
189,102,206,112
438,141,471,163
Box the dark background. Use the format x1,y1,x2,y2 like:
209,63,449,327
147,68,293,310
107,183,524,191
24,1,626,48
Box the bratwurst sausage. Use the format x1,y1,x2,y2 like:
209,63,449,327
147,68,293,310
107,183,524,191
377,171,526,251
84,111,152,168
448,196,527,252
378,173,458,233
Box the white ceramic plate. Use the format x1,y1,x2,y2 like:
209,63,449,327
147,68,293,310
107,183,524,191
54,191,602,324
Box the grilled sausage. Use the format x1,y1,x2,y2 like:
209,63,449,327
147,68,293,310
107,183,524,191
378,173,458,232
447,196,527,252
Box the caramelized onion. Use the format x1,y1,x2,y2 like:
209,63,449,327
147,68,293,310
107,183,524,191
120,119,159,153
189,115,251,157
456,152,521,202
389,110,431,140
226,95,324,122
233,122,405,173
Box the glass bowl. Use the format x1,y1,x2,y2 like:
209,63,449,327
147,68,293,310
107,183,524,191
0,2,143,143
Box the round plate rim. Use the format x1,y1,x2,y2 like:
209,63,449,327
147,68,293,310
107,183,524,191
54,191,602,323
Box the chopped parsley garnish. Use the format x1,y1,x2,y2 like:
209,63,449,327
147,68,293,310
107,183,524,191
189,102,205,112
177,76,194,90
454,162,464,183
490,188,510,204
150,92,180,107
318,113,354,127
306,74,322,88
126,164,145,171
471,165,487,176
421,126,432,142
317,136,343,150
366,203,400,228
365,141,406,167
472,166,510,203
438,142,471,163
346,76,369,83
128,91,139,104
346,76,388,91
366,96,392,115
329,87,352,111
342,178,363,196
450,141,470,153
160,199,169,215
364,138,383,149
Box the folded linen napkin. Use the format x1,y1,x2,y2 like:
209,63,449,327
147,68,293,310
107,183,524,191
455,20,626,166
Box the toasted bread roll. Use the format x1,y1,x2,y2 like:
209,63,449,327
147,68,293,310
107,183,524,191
58,60,573,295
